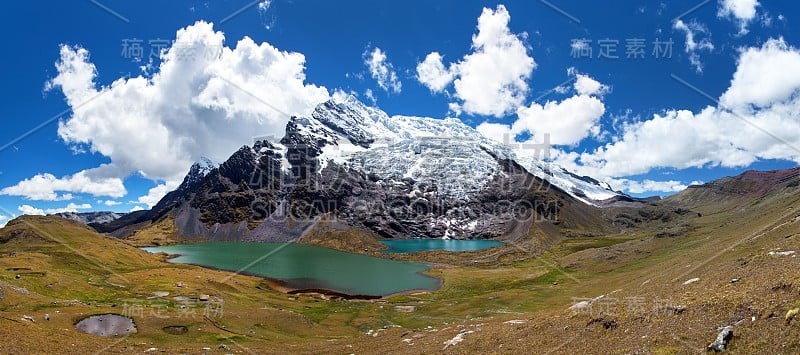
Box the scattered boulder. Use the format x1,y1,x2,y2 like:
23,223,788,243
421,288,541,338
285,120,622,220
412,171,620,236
569,300,591,312
768,250,796,256
664,305,687,315
393,306,416,313
771,283,793,291
568,295,605,312
199,294,211,302
707,326,733,352
21,315,34,323
442,330,473,350
587,317,617,330
785,308,799,325
682,277,700,286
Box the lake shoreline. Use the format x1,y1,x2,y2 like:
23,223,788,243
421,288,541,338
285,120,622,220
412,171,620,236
145,246,444,300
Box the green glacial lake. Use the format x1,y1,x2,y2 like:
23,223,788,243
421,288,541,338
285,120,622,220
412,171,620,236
143,242,439,297
380,239,504,253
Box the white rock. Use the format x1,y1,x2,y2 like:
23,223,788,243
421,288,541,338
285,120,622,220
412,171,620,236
682,278,700,285
504,320,526,325
768,250,796,256
568,300,592,312
568,294,605,311
443,330,474,349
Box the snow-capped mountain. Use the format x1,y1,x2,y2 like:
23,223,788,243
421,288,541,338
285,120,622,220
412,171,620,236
90,158,220,237
193,157,216,177
179,157,216,191
99,96,622,241
277,95,620,203
152,157,218,211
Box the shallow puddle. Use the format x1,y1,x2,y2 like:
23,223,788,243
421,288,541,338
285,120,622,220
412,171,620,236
74,314,137,337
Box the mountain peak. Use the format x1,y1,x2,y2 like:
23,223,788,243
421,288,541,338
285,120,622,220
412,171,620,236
176,156,218,194
330,93,367,108
191,156,217,177
305,97,386,148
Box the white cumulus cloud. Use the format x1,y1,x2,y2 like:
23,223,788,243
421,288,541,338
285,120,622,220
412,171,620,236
18,205,45,216
560,38,800,180
608,178,703,194
477,70,607,146
416,5,535,117
364,47,402,93
1,169,126,201
44,21,329,185
9,21,332,206
416,52,456,93
18,203,92,216
135,180,181,208
513,95,605,146
720,38,800,109
718,0,760,35
571,68,610,96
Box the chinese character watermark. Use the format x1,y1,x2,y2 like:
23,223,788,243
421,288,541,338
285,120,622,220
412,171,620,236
120,297,224,320
120,38,223,62
570,37,673,60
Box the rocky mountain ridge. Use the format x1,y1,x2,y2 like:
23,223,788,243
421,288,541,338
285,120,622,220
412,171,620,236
53,212,126,225
97,96,624,241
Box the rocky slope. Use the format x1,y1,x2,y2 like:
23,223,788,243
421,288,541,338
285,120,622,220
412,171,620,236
89,158,217,237
97,97,623,241
664,167,800,212
54,211,126,225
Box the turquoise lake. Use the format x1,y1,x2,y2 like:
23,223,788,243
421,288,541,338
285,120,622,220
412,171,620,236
143,242,440,297
380,239,504,253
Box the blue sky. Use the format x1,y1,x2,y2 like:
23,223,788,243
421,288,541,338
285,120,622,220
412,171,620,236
0,0,799,222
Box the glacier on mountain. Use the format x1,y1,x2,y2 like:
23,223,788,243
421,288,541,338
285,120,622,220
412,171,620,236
273,95,621,204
